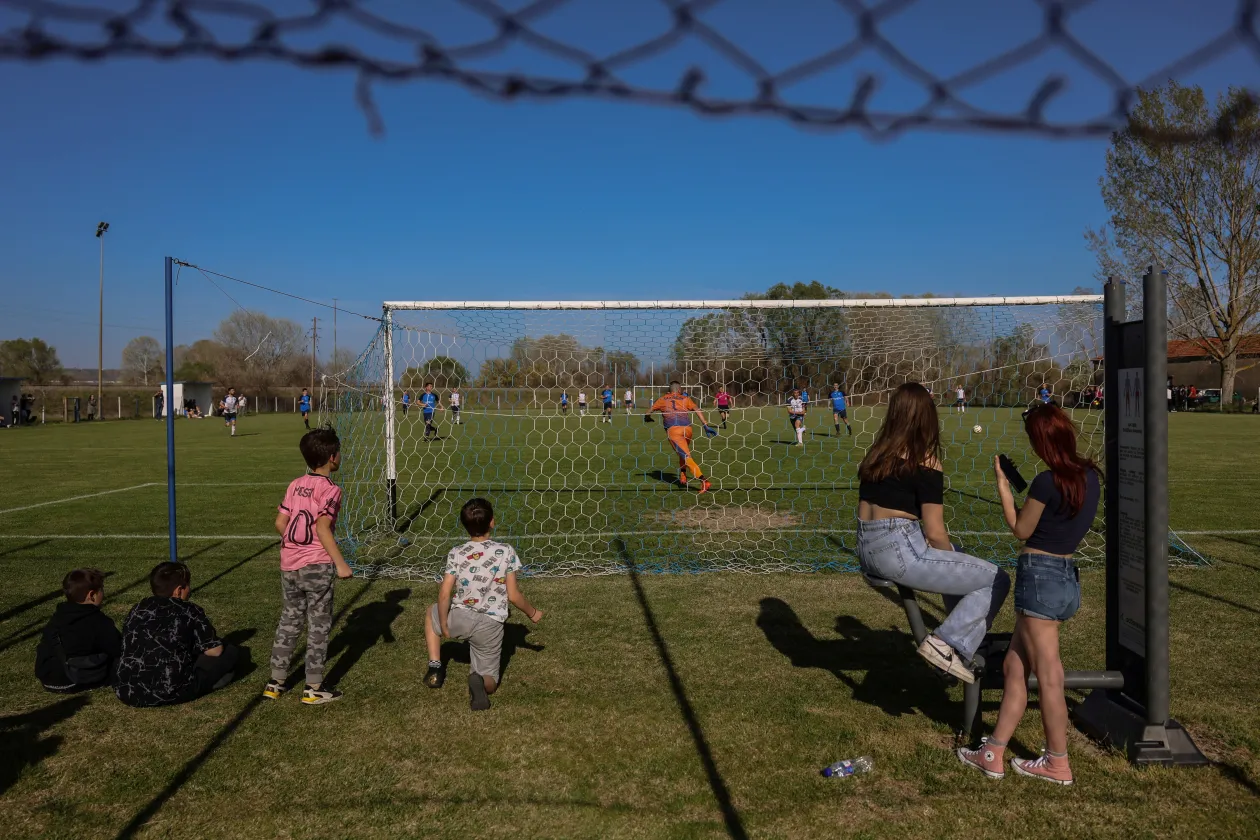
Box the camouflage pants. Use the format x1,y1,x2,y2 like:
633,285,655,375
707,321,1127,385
270,563,336,684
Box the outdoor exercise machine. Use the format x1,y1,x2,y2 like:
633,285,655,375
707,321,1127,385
867,267,1206,767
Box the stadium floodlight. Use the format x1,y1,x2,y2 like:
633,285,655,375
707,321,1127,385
95,221,110,414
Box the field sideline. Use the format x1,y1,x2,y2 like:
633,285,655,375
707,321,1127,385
1,414,1259,839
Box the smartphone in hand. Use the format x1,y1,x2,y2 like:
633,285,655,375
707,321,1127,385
998,454,1028,493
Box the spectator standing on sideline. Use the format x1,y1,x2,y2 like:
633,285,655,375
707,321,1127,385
86,394,98,421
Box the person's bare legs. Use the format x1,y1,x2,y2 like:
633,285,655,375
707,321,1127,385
1023,616,1069,757
424,604,441,662
991,619,1032,749
959,619,1028,777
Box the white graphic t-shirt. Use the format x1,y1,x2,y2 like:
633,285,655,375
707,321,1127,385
578,392,587,404
450,392,461,407
444,539,522,623
624,390,633,402
788,397,805,415
222,395,239,414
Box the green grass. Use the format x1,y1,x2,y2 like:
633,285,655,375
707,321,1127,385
1,413,1259,839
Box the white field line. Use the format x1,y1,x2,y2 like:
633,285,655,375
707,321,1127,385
0,483,160,515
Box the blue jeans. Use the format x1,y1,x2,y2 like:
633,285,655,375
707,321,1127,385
1014,553,1080,621
857,518,1010,661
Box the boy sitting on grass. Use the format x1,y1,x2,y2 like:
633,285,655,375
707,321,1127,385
263,427,354,706
115,562,243,707
424,498,543,711
35,568,121,693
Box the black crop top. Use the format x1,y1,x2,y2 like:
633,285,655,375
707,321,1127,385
859,465,945,518
1025,469,1100,556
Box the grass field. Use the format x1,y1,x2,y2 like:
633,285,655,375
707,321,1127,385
1,412,1258,839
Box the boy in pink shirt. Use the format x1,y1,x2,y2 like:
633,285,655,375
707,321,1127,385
264,428,353,705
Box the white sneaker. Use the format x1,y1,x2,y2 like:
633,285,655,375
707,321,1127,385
918,636,976,683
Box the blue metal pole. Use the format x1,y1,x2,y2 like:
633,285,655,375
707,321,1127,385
165,257,177,563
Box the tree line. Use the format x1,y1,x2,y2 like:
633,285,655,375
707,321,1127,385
0,310,357,395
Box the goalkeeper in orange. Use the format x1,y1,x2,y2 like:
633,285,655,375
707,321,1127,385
646,381,717,493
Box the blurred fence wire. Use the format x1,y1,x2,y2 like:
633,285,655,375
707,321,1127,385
1,0,1257,140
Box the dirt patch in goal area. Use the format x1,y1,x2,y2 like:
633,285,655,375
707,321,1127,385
651,507,801,531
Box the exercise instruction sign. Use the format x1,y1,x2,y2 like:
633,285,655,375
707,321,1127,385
1117,367,1146,656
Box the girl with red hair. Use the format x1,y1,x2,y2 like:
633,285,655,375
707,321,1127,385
958,402,1100,785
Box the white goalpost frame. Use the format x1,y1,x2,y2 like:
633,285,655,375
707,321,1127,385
383,295,1102,311
383,306,398,526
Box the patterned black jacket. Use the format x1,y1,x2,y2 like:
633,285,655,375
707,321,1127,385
115,596,222,707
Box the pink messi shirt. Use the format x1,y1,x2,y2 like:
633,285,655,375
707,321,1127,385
278,474,342,571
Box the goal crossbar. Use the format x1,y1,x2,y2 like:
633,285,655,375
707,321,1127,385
383,295,1102,312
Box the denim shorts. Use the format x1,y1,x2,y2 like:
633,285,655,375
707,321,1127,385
1014,553,1080,621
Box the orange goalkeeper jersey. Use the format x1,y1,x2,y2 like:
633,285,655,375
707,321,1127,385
651,394,698,428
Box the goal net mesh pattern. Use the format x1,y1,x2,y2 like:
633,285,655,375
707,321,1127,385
317,296,1192,579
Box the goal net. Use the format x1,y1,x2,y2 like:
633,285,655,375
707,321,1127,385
321,295,1140,579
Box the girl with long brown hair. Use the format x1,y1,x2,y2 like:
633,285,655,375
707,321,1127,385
957,402,1100,785
857,383,1010,684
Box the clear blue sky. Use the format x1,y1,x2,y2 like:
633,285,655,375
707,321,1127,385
0,0,1252,368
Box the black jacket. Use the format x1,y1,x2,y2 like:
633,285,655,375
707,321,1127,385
35,601,122,688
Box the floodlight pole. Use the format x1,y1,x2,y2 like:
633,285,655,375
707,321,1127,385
164,257,178,564
96,222,109,416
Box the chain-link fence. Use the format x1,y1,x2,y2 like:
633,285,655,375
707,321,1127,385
2,0,1256,141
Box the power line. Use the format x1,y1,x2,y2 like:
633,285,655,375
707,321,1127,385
175,260,382,323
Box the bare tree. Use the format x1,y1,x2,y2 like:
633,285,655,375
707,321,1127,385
121,336,163,385
213,310,306,394
1093,82,1260,397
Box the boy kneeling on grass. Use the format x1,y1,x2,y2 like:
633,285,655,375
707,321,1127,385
115,562,244,707
35,568,121,693
264,427,354,706
424,498,543,711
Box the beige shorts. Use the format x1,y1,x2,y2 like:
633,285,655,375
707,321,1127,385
430,604,504,682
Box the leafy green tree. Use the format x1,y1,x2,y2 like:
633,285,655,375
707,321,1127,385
401,355,470,390
0,337,64,384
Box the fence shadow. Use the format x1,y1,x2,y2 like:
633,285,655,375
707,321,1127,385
0,695,91,796
192,542,278,596
615,539,748,840
114,581,376,840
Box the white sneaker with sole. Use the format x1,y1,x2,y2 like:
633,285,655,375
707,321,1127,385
918,636,976,684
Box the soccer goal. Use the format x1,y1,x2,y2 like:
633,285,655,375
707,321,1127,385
327,296,1113,579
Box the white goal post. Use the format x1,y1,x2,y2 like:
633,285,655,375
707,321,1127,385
328,294,1106,579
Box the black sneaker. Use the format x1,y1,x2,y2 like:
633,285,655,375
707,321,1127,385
468,673,491,711
302,685,343,705
424,664,446,689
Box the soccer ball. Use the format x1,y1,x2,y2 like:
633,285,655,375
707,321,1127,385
972,425,983,434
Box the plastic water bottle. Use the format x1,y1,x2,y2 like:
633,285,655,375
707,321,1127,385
821,755,874,778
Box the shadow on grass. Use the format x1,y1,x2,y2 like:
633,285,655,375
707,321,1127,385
0,571,152,656
644,469,682,487
0,539,52,558
396,488,445,534
192,542,279,596
1216,760,1260,797
324,588,410,687
1171,581,1260,617
114,581,377,840
0,694,90,796
756,597,979,731
439,623,544,684
615,539,748,840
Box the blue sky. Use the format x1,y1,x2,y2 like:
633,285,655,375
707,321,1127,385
0,0,1253,367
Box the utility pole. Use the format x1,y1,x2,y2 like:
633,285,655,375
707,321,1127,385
311,316,318,399
95,222,109,414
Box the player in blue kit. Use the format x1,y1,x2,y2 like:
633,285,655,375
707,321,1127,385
560,392,569,414
299,388,312,430
830,383,852,436
601,388,614,423
420,383,440,441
